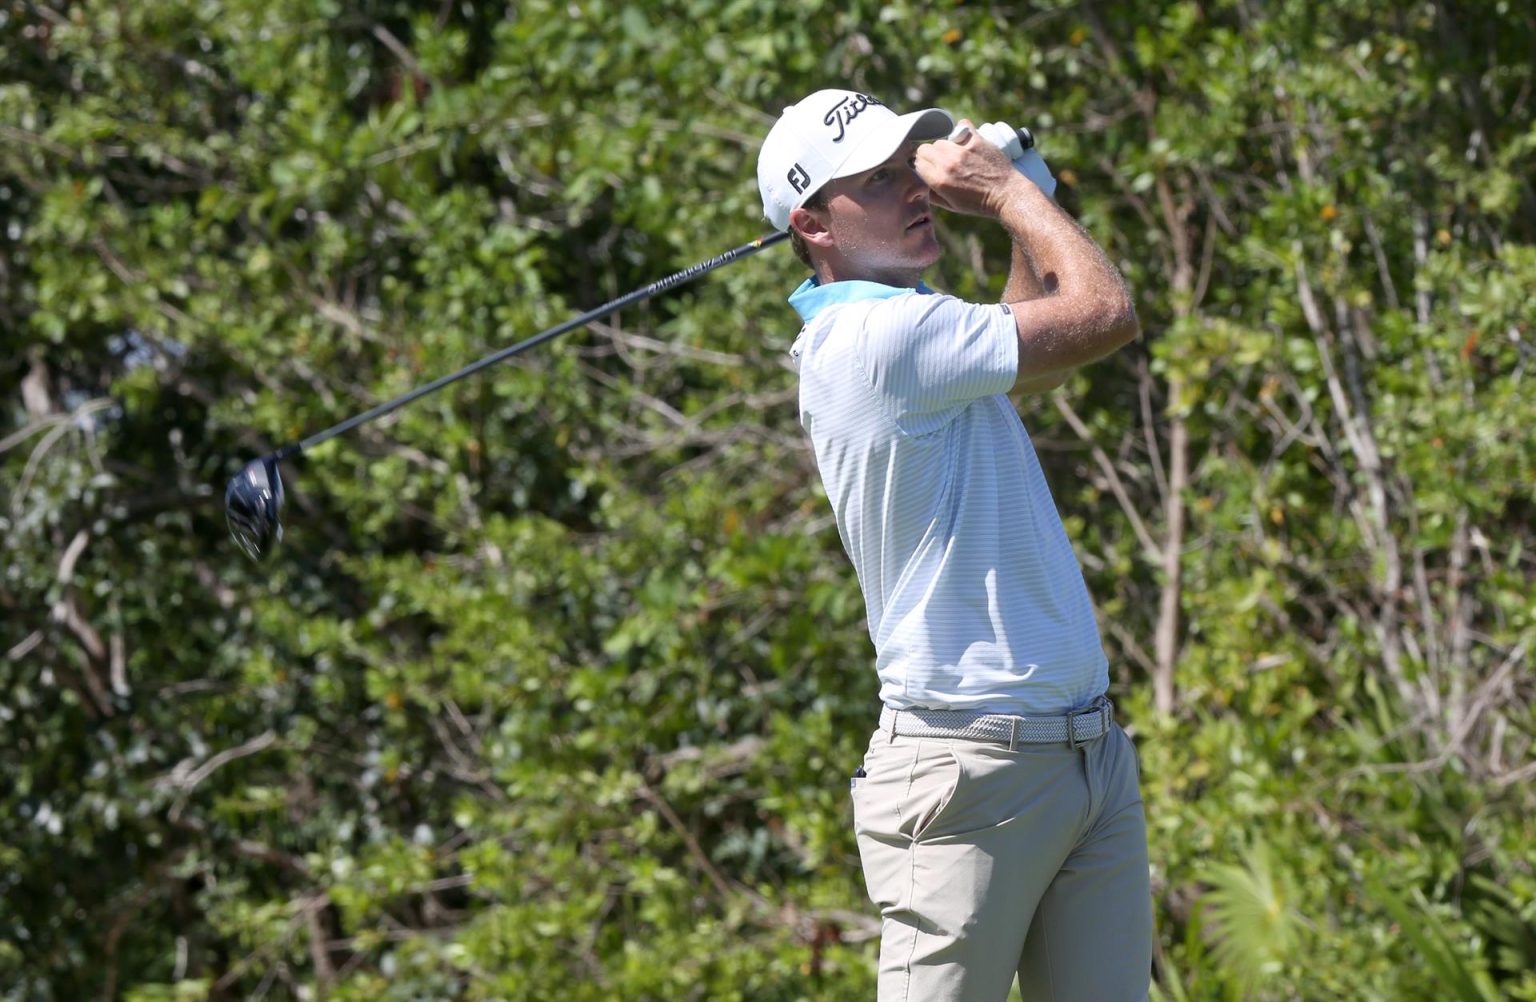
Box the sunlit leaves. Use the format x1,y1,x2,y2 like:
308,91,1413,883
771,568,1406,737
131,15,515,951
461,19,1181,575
3,0,1534,997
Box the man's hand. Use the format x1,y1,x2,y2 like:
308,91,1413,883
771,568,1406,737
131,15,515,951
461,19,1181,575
977,121,1057,199
915,118,1032,219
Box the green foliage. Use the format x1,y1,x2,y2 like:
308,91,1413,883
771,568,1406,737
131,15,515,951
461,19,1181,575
1366,874,1502,1002
1201,841,1306,996
2,0,1532,998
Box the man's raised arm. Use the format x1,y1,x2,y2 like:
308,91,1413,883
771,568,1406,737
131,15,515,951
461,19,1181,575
918,122,1139,391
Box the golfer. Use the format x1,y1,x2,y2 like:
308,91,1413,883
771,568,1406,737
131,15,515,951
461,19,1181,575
758,89,1152,1000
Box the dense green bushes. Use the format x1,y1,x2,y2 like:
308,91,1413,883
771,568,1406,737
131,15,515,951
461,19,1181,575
2,1,1532,997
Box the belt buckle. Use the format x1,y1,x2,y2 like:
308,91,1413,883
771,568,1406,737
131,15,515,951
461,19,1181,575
1066,697,1107,749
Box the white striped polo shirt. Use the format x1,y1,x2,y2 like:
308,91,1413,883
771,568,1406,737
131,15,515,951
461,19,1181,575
787,277,1108,716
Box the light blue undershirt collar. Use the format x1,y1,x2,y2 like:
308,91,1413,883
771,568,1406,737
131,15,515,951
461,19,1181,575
788,276,935,323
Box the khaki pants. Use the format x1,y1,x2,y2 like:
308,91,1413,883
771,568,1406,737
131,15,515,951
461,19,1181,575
851,719,1151,1001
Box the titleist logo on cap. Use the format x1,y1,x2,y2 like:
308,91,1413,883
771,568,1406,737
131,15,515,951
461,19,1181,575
823,92,884,143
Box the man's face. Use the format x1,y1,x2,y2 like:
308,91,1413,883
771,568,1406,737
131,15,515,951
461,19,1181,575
799,142,941,285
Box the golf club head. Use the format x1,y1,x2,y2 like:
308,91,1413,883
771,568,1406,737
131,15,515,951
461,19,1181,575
226,456,284,560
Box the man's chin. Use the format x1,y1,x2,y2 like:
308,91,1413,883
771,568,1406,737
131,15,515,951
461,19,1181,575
914,239,943,269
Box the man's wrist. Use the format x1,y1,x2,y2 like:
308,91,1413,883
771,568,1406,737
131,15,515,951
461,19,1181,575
993,175,1053,226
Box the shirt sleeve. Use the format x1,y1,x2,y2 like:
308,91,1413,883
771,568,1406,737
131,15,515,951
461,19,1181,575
854,293,1019,435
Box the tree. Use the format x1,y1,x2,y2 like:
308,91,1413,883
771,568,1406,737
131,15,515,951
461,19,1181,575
2,1,1532,998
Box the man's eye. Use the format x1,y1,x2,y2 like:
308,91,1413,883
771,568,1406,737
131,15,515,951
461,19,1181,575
869,169,889,183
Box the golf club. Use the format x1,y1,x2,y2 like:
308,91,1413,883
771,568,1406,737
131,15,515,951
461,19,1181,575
226,230,789,560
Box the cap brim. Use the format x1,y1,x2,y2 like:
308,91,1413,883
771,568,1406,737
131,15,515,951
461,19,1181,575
828,108,954,180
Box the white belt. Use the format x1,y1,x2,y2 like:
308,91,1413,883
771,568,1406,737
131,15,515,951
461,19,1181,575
879,695,1114,750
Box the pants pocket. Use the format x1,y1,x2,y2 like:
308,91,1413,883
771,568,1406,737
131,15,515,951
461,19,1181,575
904,742,962,842
853,735,960,844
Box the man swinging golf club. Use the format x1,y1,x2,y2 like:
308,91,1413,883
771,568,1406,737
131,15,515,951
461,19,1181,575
759,89,1151,1000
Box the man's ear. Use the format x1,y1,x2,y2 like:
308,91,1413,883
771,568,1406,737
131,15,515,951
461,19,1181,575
790,204,834,249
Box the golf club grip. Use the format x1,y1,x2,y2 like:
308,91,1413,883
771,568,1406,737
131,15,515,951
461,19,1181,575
284,231,791,457
949,124,1036,155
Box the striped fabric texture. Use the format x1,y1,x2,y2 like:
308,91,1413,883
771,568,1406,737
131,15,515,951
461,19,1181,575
788,278,1108,716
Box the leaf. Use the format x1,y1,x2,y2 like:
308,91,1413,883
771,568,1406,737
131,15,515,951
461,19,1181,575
1200,841,1305,993
1366,875,1503,1002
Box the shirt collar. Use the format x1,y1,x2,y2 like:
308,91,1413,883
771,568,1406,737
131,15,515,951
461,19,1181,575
787,276,935,323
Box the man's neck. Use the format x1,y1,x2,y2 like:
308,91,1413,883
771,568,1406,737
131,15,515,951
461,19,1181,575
813,259,924,289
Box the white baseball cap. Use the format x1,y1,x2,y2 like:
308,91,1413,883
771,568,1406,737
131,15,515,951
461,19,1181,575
757,89,954,231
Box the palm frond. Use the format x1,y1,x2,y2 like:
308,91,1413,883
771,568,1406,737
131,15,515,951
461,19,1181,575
1200,840,1306,995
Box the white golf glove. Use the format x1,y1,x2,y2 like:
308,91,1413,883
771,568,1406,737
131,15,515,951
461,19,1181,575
977,120,1057,199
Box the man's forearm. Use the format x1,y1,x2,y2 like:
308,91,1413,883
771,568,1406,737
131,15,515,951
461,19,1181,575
999,180,1126,306
1002,241,1054,303
996,176,1138,370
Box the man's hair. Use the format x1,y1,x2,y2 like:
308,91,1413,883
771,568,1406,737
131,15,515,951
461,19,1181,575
788,189,828,268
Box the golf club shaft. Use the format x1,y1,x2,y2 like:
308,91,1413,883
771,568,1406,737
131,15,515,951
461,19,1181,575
272,231,790,461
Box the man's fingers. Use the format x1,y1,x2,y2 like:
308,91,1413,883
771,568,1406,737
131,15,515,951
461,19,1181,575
919,118,1023,219
913,141,948,177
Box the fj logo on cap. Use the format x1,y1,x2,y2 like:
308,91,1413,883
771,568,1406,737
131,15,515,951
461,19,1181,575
822,92,884,143
787,163,811,194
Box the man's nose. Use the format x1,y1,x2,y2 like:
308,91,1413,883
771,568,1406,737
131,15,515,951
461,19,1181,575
903,164,929,198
